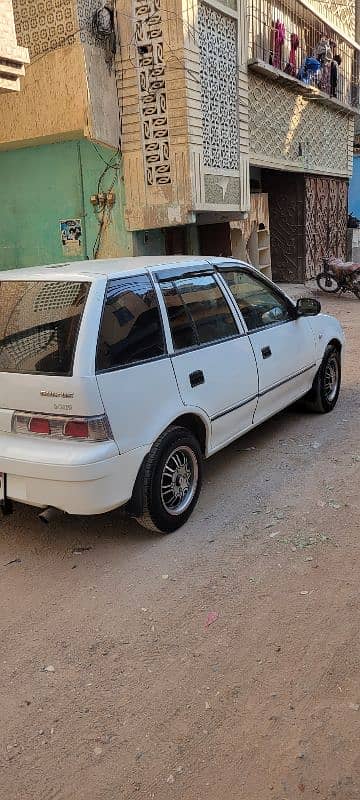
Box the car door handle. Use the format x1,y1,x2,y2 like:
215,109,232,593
189,370,205,388
261,346,272,359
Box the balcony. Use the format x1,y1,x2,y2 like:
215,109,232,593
248,0,359,111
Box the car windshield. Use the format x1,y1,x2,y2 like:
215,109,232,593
0,280,90,375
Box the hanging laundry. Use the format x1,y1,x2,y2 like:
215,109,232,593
272,20,285,69
298,57,321,85
284,32,299,76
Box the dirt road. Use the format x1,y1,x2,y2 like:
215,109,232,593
0,286,359,800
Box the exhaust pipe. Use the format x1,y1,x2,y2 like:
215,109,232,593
38,507,62,525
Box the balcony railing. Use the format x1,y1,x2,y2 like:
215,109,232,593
248,0,359,108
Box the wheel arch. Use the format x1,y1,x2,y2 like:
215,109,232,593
126,411,210,517
327,337,342,354
170,412,208,455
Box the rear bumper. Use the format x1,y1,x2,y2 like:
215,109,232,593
0,436,149,515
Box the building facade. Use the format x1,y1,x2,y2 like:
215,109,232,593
116,0,358,280
0,0,28,92
247,0,357,280
0,0,134,269
0,0,358,278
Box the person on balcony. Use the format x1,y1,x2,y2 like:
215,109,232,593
330,54,342,99
315,36,333,93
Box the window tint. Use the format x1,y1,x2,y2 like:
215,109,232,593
96,275,165,371
221,270,292,331
161,274,238,351
0,280,89,375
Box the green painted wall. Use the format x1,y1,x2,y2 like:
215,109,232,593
0,139,135,271
78,140,133,261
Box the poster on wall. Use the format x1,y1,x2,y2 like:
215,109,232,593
60,219,82,257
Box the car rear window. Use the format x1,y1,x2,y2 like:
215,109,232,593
0,280,90,375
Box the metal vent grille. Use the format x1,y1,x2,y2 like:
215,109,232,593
0,327,56,368
33,282,82,313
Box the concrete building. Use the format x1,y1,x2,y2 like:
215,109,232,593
0,0,358,278
117,0,359,281
0,0,132,269
0,0,28,92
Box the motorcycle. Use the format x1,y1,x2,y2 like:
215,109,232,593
316,256,360,299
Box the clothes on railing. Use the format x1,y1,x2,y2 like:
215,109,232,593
264,17,351,105
272,20,285,68
284,32,299,76
297,56,321,84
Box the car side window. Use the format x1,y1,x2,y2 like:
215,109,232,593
221,270,293,332
96,275,165,371
161,274,238,351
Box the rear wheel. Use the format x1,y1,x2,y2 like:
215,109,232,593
136,426,203,533
316,271,340,293
305,345,341,413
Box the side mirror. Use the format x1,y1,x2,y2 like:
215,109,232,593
296,297,321,317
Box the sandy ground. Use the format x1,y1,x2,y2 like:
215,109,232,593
0,284,359,800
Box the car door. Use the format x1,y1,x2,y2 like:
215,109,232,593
219,266,317,424
96,272,183,454
156,266,259,452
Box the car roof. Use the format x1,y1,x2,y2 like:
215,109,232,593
0,256,245,281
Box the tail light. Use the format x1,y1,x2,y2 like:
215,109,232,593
12,412,113,442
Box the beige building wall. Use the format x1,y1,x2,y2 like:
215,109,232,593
0,43,90,147
116,0,251,232
0,0,119,148
308,0,355,41
0,0,29,92
116,0,194,231
248,73,355,178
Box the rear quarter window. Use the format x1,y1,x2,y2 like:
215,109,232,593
0,280,90,375
96,274,165,371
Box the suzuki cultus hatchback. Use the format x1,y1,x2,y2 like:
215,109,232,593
0,257,344,533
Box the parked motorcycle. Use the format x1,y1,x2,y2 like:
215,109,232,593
316,256,360,299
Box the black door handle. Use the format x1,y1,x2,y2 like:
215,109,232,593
189,370,205,387
262,346,272,359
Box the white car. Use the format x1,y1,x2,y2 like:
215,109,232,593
0,257,344,533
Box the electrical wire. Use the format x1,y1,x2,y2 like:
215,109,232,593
17,3,355,260
91,2,126,258
92,170,118,259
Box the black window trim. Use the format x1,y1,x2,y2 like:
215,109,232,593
95,272,167,374
215,263,298,334
155,262,214,282
167,277,200,348
96,351,170,375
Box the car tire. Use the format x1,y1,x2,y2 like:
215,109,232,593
136,426,203,534
304,345,341,413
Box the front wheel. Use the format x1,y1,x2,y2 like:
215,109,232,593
137,426,203,533
305,345,341,413
316,271,340,293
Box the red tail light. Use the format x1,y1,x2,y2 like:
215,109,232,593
29,417,51,435
63,420,89,439
12,413,113,442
